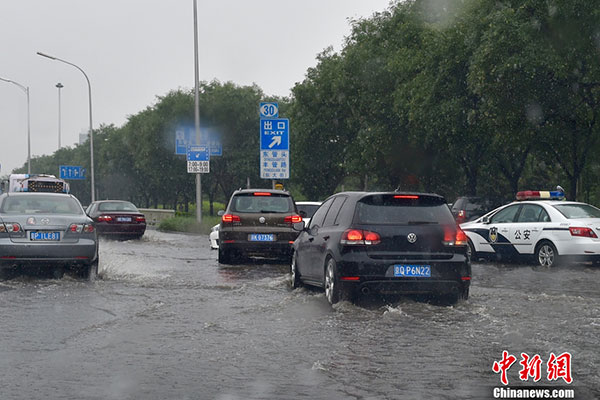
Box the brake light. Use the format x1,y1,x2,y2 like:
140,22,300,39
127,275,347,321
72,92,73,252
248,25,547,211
98,215,113,222
222,214,241,223
0,223,22,233
136,216,146,222
70,224,83,233
569,227,598,238
253,192,272,196
284,215,302,223
341,229,381,245
443,226,468,246
394,195,419,199
84,224,95,233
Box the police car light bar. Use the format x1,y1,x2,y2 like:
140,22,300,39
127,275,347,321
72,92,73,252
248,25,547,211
516,190,565,201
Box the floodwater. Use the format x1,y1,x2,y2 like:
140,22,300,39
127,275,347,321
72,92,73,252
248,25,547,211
0,230,598,400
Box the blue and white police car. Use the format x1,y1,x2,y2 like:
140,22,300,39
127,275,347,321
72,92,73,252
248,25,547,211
461,189,600,267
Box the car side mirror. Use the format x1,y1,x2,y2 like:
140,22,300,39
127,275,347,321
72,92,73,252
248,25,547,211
292,221,305,231
482,216,491,224
217,210,225,216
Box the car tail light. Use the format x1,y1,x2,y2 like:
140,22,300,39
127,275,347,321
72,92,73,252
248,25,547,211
69,223,94,233
341,229,381,245
136,216,146,222
284,215,302,224
98,215,113,222
455,210,466,224
444,226,468,246
222,214,241,223
569,227,598,238
0,223,22,233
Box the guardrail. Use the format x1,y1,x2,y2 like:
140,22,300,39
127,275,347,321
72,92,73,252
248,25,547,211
138,208,175,226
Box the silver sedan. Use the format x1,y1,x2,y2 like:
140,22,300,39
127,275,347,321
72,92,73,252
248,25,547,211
0,192,98,279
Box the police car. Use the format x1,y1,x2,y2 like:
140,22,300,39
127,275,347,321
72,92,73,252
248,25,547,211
461,189,600,267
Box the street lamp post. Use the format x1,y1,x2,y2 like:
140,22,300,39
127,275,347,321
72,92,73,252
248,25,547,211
0,77,31,174
193,0,202,224
37,52,95,202
56,82,63,149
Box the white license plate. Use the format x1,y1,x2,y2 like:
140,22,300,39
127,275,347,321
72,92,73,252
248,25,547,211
30,231,60,241
117,217,132,222
249,234,275,242
393,265,431,277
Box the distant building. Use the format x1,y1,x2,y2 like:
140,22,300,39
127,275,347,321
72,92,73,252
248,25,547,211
79,129,88,145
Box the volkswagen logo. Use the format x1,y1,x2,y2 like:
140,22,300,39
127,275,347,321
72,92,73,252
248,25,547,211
407,233,417,243
259,217,266,224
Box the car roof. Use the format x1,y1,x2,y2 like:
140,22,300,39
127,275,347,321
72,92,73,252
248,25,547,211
295,201,322,205
232,189,290,196
1,192,76,199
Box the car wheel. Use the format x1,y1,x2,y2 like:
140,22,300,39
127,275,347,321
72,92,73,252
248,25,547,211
535,241,558,267
218,247,232,264
80,259,98,281
290,252,302,289
467,239,477,262
324,258,343,305
460,286,470,300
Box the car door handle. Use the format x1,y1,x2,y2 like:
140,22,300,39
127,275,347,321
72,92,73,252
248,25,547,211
500,229,509,233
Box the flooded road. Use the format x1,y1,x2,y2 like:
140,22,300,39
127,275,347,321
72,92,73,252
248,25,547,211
0,230,598,400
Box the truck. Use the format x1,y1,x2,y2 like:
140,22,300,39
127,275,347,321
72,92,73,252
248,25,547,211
6,174,70,193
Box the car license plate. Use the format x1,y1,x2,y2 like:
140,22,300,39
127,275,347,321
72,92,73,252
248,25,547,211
393,264,431,277
30,231,60,241
117,217,132,222
248,234,275,242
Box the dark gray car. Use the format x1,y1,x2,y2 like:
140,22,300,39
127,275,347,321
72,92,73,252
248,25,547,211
0,192,98,279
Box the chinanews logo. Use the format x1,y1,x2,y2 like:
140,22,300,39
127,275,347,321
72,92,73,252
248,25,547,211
491,351,575,399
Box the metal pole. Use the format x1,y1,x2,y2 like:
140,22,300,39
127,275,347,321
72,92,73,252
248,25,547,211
193,0,202,224
56,82,63,149
0,77,31,174
37,52,95,202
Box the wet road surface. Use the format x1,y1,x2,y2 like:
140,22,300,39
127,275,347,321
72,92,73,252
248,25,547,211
0,230,598,399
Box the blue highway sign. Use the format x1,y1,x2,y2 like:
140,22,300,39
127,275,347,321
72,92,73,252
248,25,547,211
59,165,86,180
259,102,279,118
260,118,289,151
187,145,210,161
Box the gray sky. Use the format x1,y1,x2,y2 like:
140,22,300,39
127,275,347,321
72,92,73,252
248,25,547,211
0,0,392,175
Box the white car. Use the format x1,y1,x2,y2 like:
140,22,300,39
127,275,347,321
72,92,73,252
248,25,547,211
209,224,219,250
295,201,322,227
461,190,600,267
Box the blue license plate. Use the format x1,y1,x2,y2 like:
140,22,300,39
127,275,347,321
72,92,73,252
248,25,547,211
30,231,60,241
117,217,132,222
393,265,431,277
249,234,275,242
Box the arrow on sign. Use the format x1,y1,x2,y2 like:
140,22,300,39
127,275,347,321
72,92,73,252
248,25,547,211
269,136,282,149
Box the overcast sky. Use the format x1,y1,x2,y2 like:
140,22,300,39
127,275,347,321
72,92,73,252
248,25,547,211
0,0,392,175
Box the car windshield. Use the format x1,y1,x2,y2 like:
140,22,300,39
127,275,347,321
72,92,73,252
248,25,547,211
98,201,138,212
0,195,82,215
552,203,600,219
356,195,454,225
231,194,291,213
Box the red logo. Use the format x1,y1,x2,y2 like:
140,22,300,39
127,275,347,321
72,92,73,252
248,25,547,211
493,351,573,385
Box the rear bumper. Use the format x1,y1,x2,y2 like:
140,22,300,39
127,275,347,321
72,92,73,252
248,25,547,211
337,252,470,296
95,222,145,236
0,238,97,266
219,241,293,259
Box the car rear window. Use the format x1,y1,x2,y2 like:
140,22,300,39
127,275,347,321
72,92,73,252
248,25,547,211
1,195,82,215
230,193,292,213
552,203,600,219
98,201,138,212
356,194,454,225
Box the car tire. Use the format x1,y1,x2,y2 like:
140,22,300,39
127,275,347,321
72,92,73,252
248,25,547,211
290,251,302,289
467,239,477,262
324,258,343,305
460,286,469,300
218,247,232,264
535,241,559,268
80,259,98,281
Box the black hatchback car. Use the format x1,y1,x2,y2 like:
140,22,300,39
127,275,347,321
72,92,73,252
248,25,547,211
218,189,302,264
290,192,471,304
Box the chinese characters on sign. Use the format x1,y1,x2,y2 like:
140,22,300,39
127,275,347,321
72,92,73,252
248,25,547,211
261,150,289,179
492,351,572,385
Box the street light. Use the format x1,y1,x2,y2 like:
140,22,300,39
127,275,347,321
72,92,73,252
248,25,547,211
0,76,31,174
56,82,63,149
37,51,95,202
